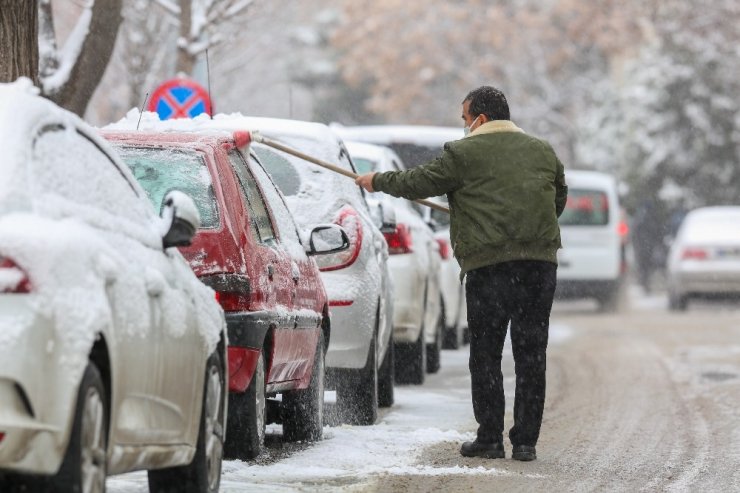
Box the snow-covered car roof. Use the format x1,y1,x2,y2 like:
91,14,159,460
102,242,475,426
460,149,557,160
331,124,463,147
565,169,618,191
0,80,147,213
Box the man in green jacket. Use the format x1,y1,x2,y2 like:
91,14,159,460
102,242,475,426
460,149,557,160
356,86,567,461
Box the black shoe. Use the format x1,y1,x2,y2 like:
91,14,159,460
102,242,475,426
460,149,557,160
512,445,536,461
460,440,505,459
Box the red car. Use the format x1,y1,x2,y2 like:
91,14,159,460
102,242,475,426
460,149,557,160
103,129,349,460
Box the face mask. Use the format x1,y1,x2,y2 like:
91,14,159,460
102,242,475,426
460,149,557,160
464,115,480,136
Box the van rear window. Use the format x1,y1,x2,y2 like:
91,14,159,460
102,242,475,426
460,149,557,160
559,189,609,226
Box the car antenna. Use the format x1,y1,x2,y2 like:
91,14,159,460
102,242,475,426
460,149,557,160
136,91,149,131
206,48,214,119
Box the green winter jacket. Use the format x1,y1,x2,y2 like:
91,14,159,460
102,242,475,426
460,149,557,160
372,120,568,280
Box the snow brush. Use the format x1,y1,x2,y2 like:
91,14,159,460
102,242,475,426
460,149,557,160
252,132,450,215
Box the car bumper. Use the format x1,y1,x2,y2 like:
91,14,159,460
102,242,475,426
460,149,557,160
555,279,621,300
671,269,740,295
387,256,424,343
323,272,376,370
0,296,75,475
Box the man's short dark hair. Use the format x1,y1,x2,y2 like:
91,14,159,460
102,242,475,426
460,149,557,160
463,86,510,121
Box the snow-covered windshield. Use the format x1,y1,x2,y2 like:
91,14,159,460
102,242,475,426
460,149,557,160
115,146,220,229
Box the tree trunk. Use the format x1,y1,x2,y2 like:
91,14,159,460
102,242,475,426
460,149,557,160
44,0,123,117
175,0,194,75
0,0,39,85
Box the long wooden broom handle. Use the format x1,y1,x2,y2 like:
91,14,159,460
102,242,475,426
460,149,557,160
253,134,451,215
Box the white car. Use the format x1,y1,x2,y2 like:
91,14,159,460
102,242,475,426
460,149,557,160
334,125,468,348
423,196,469,349
344,141,444,383
0,82,227,491
556,170,627,311
667,206,740,311
206,117,395,425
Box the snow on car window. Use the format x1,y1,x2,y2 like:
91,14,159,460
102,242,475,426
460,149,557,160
115,146,220,229
30,127,160,247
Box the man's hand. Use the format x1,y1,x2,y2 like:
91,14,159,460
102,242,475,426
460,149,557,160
355,172,377,192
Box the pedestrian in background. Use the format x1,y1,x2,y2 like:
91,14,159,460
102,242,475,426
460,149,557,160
356,86,568,461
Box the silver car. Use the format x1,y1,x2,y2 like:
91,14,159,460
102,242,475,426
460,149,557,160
0,83,227,492
667,206,740,311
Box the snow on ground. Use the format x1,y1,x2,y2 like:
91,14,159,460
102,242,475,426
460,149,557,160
108,325,572,492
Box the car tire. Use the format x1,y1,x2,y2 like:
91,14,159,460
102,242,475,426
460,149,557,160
283,331,325,441
395,326,427,385
441,300,462,350
149,351,225,493
598,280,625,313
426,303,443,374
337,330,379,425
669,292,688,311
54,362,108,493
378,335,395,408
224,350,266,460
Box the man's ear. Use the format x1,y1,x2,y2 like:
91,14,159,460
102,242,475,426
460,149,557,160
479,113,491,123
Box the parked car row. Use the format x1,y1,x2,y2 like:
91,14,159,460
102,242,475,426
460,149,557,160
0,82,469,491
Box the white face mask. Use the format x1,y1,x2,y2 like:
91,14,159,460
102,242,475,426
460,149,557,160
464,115,480,136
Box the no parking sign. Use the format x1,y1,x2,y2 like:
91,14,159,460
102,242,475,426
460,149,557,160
148,78,212,120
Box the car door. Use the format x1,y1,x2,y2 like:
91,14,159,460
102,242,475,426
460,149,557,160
226,149,299,384
247,151,323,381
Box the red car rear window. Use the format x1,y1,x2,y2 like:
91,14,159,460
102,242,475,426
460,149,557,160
116,146,220,229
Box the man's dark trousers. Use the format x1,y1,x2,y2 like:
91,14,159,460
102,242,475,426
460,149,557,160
465,260,557,447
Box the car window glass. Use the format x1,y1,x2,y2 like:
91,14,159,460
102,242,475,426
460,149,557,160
353,157,377,174
228,151,276,245
251,146,301,196
559,189,610,226
31,127,152,227
248,153,307,258
115,146,220,229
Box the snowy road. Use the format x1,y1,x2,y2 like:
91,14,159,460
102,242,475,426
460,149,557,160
109,287,740,492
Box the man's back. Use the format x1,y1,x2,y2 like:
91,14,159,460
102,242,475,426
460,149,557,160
444,128,566,273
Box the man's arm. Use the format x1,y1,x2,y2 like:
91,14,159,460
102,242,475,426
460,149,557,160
554,156,568,217
357,144,462,200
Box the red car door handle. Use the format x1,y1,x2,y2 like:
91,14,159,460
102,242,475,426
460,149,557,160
267,264,274,278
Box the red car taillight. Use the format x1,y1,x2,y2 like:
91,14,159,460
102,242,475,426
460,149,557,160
0,257,31,294
201,274,251,312
316,206,363,271
682,248,709,260
435,238,451,260
617,220,629,239
384,224,413,255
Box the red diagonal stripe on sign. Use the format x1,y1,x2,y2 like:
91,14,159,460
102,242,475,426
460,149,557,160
161,90,201,118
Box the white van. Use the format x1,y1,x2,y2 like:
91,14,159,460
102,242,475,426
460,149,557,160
556,170,627,311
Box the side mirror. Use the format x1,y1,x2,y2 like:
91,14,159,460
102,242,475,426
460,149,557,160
306,224,350,256
160,190,200,249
